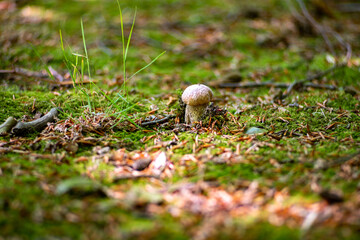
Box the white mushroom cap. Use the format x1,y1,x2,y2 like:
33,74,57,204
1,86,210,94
181,84,213,106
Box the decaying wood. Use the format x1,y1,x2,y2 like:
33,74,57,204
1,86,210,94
12,107,62,136
0,117,18,135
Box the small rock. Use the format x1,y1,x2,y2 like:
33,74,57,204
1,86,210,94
132,158,152,171
314,159,327,170
246,127,267,135
319,189,344,204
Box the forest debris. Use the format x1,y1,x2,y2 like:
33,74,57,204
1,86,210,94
12,107,62,136
0,67,96,86
293,0,352,62
0,67,49,79
282,65,341,99
0,117,18,135
140,115,175,127
218,81,288,88
48,66,64,82
218,81,338,92
338,3,360,13
113,174,161,181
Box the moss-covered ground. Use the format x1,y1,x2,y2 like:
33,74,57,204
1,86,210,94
1,0,360,239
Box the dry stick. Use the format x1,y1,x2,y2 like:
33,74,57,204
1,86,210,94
11,107,62,136
140,115,175,127
330,151,360,167
0,117,18,135
338,3,360,13
0,67,49,79
48,66,64,82
324,25,352,63
283,65,341,98
0,67,95,85
219,81,288,88
296,0,336,56
295,0,352,63
283,0,352,100
218,81,338,90
113,174,161,181
319,151,360,170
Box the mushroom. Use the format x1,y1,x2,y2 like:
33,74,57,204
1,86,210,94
181,84,213,124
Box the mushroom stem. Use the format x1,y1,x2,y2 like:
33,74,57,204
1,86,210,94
185,104,208,124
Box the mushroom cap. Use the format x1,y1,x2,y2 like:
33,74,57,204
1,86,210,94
181,84,213,106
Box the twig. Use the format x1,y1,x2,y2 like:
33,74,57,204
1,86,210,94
48,66,64,82
0,67,96,86
316,151,360,170
337,3,360,13
296,0,336,55
294,0,352,63
0,117,17,135
113,174,161,181
219,81,288,88
283,65,341,98
329,151,360,167
12,107,62,136
218,80,338,91
140,115,175,127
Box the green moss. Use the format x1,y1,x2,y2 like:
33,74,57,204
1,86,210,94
1,0,360,238
204,162,259,184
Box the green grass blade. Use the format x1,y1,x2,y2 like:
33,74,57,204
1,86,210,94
59,30,68,63
125,7,137,61
111,103,141,129
80,19,91,80
128,51,166,80
80,18,94,112
116,0,126,82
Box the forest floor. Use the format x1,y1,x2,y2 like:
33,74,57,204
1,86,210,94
0,0,360,239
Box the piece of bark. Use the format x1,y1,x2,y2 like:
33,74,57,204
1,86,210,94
12,107,62,136
0,117,18,135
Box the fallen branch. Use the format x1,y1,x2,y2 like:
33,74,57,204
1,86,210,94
0,117,18,135
140,115,175,127
12,107,62,136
